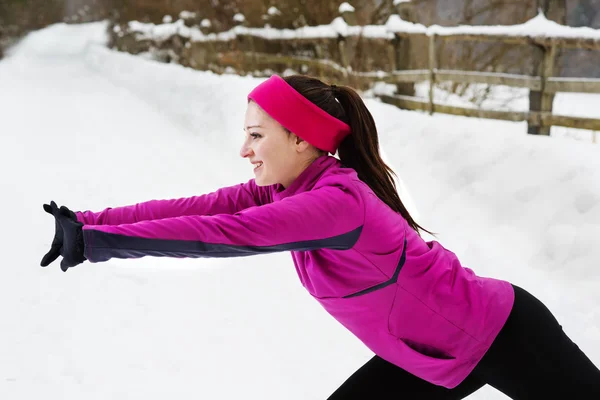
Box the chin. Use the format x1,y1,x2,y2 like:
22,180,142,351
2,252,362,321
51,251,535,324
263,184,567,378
255,176,278,186
254,177,269,186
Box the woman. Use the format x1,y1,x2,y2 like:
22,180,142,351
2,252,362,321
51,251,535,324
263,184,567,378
41,74,599,398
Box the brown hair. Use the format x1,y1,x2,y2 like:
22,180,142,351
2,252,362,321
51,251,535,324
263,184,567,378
283,75,432,236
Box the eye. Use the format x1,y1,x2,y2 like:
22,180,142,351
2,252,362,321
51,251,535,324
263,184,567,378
250,133,262,139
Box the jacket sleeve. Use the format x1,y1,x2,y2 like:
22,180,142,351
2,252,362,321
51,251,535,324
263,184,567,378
81,181,364,263
76,180,272,225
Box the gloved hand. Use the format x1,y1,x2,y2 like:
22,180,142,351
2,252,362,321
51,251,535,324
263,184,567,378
40,201,73,267
40,201,86,272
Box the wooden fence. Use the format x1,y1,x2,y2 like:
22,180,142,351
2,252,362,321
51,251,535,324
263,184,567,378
117,11,600,136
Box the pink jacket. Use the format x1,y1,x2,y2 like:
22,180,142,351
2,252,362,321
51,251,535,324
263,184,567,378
76,155,514,388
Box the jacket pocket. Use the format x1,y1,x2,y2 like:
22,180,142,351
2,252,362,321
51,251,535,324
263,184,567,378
388,286,466,362
399,338,455,360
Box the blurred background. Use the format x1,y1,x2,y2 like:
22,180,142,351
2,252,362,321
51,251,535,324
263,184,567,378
1,0,599,77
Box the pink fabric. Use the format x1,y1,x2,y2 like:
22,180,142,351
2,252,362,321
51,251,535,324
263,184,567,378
76,180,272,226
247,75,351,153
78,156,515,388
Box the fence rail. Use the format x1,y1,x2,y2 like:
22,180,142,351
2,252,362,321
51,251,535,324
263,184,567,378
118,12,600,135
233,49,600,132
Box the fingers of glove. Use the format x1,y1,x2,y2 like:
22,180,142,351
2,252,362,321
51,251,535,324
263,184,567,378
60,256,83,272
43,201,59,214
64,207,77,221
40,247,60,267
51,203,63,219
59,205,70,217
60,258,71,272
59,206,79,222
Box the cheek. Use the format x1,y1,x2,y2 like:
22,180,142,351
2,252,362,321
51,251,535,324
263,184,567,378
273,150,296,173
257,138,283,161
256,135,294,170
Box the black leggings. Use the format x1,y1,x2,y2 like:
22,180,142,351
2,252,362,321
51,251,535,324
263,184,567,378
328,285,600,399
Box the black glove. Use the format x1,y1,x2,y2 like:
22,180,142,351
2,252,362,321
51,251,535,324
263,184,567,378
40,201,74,267
40,201,86,272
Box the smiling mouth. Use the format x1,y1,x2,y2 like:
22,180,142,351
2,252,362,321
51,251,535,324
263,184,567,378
253,162,263,171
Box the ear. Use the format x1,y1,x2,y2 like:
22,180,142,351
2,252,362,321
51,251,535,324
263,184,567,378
292,134,311,153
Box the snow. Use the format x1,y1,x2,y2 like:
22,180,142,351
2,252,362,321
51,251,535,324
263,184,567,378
200,18,211,28
179,11,197,20
267,7,281,16
384,14,427,35
126,10,600,42
128,18,364,42
393,0,412,4
1,22,599,399
386,11,600,39
338,2,355,13
429,11,600,39
412,81,600,142
233,13,246,23
129,19,189,41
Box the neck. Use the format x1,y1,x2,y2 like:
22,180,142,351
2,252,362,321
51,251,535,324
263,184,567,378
281,154,325,188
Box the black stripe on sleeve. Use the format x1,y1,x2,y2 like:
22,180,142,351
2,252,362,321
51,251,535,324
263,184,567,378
84,226,363,263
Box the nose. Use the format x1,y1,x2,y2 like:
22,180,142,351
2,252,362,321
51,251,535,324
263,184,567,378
240,140,252,158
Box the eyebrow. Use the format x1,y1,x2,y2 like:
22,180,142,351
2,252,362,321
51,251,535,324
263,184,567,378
244,125,262,130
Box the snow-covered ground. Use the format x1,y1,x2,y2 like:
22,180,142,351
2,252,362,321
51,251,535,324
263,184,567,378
1,22,599,399
412,81,600,143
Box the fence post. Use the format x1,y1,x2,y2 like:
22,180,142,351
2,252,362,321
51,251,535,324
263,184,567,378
339,4,355,84
393,1,417,96
314,42,325,81
338,36,352,85
338,37,349,68
539,44,557,135
387,36,396,72
247,35,257,74
529,43,556,135
428,34,437,115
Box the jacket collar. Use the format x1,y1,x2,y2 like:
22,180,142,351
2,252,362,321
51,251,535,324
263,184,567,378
272,155,340,201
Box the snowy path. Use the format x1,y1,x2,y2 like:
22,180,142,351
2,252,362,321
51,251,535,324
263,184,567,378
0,22,598,399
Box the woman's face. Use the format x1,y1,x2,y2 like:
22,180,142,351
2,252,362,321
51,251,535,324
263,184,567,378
240,101,313,187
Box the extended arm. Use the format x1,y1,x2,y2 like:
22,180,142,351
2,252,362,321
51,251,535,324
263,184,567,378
76,179,272,225
81,180,364,263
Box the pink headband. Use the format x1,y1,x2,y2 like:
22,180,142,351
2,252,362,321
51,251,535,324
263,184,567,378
247,75,351,154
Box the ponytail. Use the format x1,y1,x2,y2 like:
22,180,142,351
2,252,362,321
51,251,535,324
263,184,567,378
284,75,432,236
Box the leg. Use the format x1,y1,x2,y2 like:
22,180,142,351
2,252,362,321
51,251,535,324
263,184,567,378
472,284,600,398
328,355,485,400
